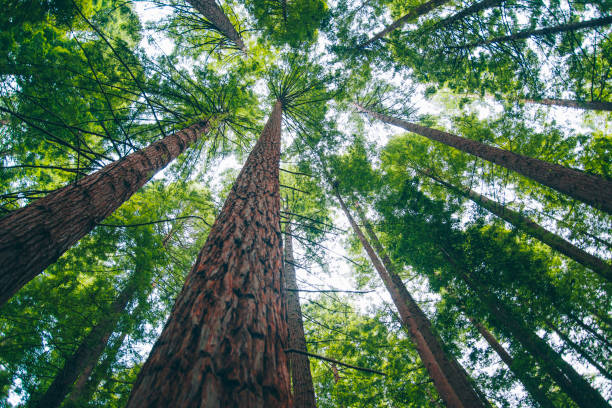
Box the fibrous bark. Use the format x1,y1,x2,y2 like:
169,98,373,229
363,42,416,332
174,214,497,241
420,169,612,281
284,221,317,408
359,0,450,48
187,0,247,52
335,192,489,408
126,101,290,408
0,120,213,307
523,97,612,112
355,104,612,214
457,15,612,49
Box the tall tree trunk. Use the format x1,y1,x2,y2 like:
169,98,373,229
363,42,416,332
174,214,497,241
32,271,140,408
457,15,612,49
0,120,214,307
523,97,612,112
126,101,290,408
187,0,247,52
419,168,612,281
284,221,317,408
334,192,489,408
440,249,610,408
359,0,450,48
354,104,612,214
469,318,556,408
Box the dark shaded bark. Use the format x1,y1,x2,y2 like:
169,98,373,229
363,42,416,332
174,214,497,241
334,193,489,408
441,250,610,408
355,104,612,214
420,169,612,281
469,318,556,408
0,120,213,307
284,221,317,408
457,15,612,49
359,0,450,48
126,101,290,408
32,273,138,408
187,0,247,52
523,98,612,112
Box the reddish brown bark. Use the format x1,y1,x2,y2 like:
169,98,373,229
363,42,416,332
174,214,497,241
187,0,247,52
335,193,489,408
523,98,612,112
419,169,612,281
284,221,317,408
359,0,450,48
441,250,610,408
0,120,213,307
126,101,290,408
33,273,138,408
469,318,555,408
355,104,612,214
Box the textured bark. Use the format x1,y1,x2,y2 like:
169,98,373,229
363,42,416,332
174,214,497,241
284,222,317,408
458,15,612,49
442,251,611,408
355,104,612,214
420,169,612,281
0,120,213,307
470,319,556,408
126,101,290,408
523,97,612,112
33,275,137,408
359,0,450,48
187,0,246,52
335,193,489,408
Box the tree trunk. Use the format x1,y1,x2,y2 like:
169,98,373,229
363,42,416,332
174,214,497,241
334,193,489,408
284,221,317,408
458,15,612,49
0,120,214,307
32,272,138,408
187,0,247,52
355,104,612,214
469,318,556,408
359,0,450,48
419,169,612,282
441,250,610,408
126,101,291,408
523,98,612,112
432,0,503,31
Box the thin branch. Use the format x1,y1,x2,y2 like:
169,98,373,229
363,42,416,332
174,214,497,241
285,349,386,375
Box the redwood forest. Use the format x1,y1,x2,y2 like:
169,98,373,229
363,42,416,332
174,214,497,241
0,0,610,406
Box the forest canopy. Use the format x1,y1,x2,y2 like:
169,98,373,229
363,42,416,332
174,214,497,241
0,0,610,406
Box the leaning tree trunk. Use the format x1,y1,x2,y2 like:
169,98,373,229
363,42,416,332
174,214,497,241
187,0,247,52
0,119,214,307
32,270,140,408
458,15,612,49
419,168,612,282
355,104,612,214
358,0,450,48
440,250,611,408
284,221,317,408
469,318,556,408
126,101,291,408
334,192,489,408
522,97,612,112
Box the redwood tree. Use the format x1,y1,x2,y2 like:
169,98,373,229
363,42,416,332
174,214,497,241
0,119,214,307
126,101,291,407
187,0,247,52
355,104,612,214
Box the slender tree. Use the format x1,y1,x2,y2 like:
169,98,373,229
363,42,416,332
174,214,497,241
126,101,291,407
455,15,612,50
355,104,612,214
0,119,215,306
358,0,450,48
418,168,612,281
522,97,612,112
333,188,490,408
284,220,317,408
187,0,247,52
